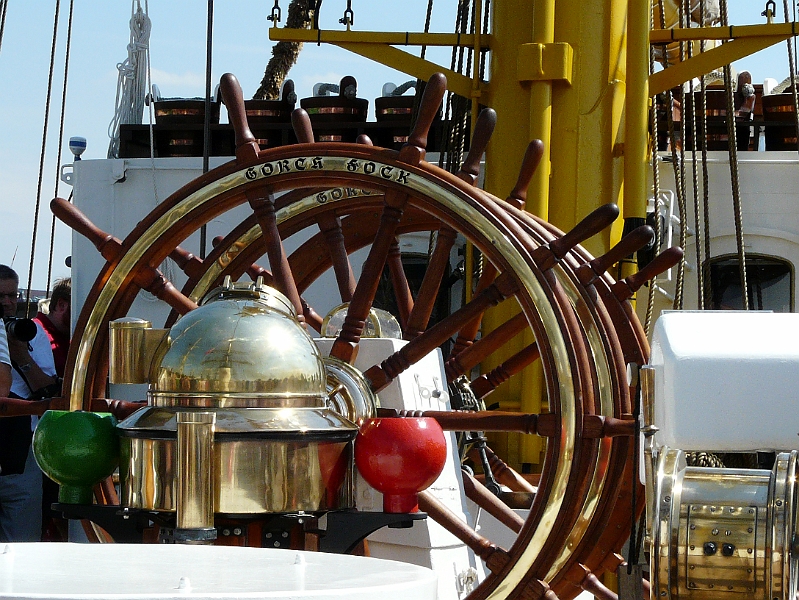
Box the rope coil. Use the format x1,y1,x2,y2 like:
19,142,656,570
107,1,151,159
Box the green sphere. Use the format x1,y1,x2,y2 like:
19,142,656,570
33,410,119,505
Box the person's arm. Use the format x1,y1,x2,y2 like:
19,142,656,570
7,327,58,396
0,325,10,396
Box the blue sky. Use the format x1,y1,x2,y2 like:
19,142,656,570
0,1,787,289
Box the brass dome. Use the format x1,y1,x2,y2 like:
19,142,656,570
149,280,327,408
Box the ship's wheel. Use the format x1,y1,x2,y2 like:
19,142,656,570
53,73,680,600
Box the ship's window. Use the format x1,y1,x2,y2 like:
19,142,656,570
707,255,793,311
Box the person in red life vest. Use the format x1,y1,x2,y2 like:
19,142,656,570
33,278,70,377
33,277,70,541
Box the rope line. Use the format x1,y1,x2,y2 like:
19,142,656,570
25,0,61,315
0,0,9,55
686,0,704,310
45,0,75,295
672,0,689,310
699,0,712,308
783,0,799,161
720,0,748,309
645,0,664,336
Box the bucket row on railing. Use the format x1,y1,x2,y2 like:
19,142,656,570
656,85,799,152
119,77,446,158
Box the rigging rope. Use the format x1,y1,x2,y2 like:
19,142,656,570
25,0,61,316
107,1,151,158
0,0,9,55
672,0,688,310
719,0,748,309
645,0,664,336
685,0,705,310
782,0,799,161
699,0,712,307
45,0,75,295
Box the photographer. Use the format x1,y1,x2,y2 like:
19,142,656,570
0,264,57,542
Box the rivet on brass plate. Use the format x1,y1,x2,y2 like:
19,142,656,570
665,496,671,503
712,528,719,535
747,548,753,554
776,500,783,506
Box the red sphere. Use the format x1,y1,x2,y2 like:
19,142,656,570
355,417,448,513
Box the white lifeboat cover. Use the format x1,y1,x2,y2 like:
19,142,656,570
650,311,799,452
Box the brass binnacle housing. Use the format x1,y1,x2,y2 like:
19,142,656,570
113,279,371,516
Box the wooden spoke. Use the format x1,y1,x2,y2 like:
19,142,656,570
404,227,458,340
444,312,528,381
52,197,196,315
356,133,373,146
317,213,357,302
461,468,525,533
611,247,684,302
398,72,447,165
220,73,259,162
508,140,545,208
376,407,553,435
572,565,618,600
470,343,541,399
387,237,413,329
291,108,315,144
467,445,538,494
169,246,207,280
418,490,511,574
371,409,643,441
238,259,324,332
245,188,304,321
532,203,620,271
363,273,520,392
576,226,655,286
458,108,497,186
329,193,409,362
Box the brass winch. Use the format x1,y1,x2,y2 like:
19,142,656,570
110,279,372,541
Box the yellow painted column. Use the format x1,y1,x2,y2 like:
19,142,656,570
547,0,627,256
625,0,653,222
479,0,628,468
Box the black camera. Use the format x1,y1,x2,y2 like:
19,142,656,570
4,317,37,343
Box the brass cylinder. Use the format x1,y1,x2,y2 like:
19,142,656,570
640,366,655,430
109,318,152,384
176,411,216,543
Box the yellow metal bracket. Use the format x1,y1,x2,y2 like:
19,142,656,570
517,42,573,84
269,28,490,100
649,22,797,94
